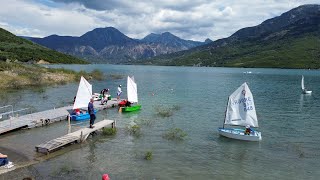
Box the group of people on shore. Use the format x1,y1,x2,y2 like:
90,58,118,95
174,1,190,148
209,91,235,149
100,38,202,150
99,84,122,104
87,84,123,129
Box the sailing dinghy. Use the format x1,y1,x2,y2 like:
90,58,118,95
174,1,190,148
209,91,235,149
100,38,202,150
218,82,262,141
301,75,312,94
119,76,141,112
71,76,97,121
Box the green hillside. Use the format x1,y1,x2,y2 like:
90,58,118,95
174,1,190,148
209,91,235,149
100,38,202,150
0,28,87,64
154,34,320,69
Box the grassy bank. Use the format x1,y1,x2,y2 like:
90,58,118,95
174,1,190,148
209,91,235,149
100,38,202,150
0,61,103,89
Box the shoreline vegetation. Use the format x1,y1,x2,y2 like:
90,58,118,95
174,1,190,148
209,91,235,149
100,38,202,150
0,61,104,90
0,27,105,90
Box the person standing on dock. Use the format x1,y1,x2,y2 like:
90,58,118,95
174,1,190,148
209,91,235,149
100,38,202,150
88,98,96,128
117,85,122,101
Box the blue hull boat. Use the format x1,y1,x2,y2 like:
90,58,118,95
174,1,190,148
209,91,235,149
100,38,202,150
71,110,97,121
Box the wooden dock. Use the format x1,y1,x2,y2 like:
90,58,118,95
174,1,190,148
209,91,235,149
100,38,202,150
0,99,121,135
35,119,115,154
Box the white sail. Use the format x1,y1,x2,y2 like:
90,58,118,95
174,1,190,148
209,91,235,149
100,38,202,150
224,82,258,127
73,76,92,109
127,76,138,103
301,75,305,90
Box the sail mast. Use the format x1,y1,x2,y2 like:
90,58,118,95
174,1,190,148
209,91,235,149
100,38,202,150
223,97,229,128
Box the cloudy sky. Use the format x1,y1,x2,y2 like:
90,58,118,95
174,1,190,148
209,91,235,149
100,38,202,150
0,0,318,41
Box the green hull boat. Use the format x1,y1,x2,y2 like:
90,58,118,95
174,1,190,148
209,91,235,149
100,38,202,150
122,104,141,112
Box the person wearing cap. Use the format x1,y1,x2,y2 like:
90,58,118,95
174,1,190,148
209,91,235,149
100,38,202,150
244,125,252,135
88,98,96,128
117,85,122,101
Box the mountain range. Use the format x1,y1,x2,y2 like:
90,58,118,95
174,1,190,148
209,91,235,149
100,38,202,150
29,28,210,63
147,4,320,69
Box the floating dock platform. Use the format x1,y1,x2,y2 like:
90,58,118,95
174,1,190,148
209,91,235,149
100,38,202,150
35,119,115,154
0,99,120,135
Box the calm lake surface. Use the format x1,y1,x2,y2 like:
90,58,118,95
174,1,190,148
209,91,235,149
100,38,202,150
1,65,320,179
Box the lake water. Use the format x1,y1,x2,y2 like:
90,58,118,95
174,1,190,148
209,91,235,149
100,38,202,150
1,65,320,179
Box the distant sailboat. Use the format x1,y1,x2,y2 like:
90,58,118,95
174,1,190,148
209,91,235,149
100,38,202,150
301,75,312,94
218,82,262,141
119,76,141,112
71,76,97,121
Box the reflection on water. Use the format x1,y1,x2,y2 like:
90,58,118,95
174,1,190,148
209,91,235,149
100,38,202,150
299,94,313,112
1,65,320,179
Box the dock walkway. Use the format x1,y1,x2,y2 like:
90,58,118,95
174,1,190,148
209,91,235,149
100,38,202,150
0,99,120,135
35,119,115,154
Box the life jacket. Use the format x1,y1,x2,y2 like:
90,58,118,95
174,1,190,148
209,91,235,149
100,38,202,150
118,100,127,107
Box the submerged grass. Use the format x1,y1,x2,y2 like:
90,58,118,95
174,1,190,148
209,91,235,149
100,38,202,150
144,151,153,160
154,105,181,118
102,127,117,136
134,118,154,127
163,128,187,141
50,164,77,178
126,124,142,137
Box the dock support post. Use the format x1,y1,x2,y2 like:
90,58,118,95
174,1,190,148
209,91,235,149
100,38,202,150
112,120,116,128
68,115,71,134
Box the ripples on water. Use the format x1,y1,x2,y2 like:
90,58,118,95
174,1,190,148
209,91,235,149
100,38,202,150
1,65,320,179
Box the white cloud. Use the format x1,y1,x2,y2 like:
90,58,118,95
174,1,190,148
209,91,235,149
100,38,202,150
0,0,102,37
0,0,318,41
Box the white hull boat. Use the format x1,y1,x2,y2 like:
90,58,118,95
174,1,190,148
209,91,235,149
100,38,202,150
301,75,312,94
218,128,262,141
218,82,262,141
302,90,312,94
